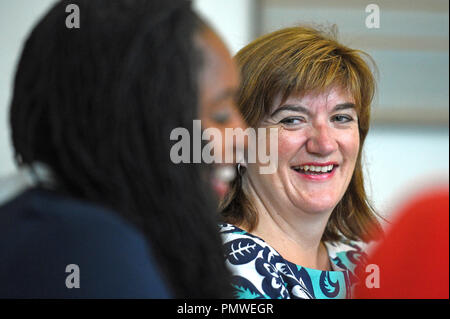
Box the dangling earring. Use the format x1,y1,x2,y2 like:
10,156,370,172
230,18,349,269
237,163,245,176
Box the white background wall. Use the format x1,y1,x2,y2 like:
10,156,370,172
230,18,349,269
0,0,57,177
193,0,254,54
0,0,448,222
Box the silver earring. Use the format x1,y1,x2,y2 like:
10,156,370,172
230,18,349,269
237,163,245,176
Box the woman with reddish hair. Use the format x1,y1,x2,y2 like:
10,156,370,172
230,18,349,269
219,26,384,299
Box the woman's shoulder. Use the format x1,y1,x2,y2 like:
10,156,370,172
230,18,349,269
326,238,367,255
0,188,170,298
219,223,292,299
325,239,369,273
219,222,261,241
219,222,278,262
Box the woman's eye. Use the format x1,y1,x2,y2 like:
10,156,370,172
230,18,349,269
211,110,231,124
332,114,354,123
279,117,304,126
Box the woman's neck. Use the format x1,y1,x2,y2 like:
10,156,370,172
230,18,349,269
241,177,333,270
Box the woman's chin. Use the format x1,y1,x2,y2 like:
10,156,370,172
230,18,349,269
311,204,336,215
210,164,236,199
291,194,339,215
211,177,229,199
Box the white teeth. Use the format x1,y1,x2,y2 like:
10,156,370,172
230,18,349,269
294,164,334,173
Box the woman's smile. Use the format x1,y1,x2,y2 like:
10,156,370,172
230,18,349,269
291,162,339,181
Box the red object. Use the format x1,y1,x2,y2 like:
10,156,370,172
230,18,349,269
355,186,449,299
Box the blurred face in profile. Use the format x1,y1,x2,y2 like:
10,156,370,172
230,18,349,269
245,86,360,215
196,28,245,198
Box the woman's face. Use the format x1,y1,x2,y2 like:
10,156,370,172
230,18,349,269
245,86,360,215
197,29,243,146
197,29,245,198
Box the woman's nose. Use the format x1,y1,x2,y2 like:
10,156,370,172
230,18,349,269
221,107,247,162
229,106,246,131
305,123,338,156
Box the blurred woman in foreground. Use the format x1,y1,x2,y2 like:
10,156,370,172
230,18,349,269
0,0,243,298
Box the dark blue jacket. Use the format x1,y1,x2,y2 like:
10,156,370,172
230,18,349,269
0,187,170,298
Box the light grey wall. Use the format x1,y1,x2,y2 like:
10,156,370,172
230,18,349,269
0,0,57,176
194,0,253,54
363,126,449,218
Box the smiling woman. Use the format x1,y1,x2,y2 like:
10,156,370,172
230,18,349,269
219,25,384,299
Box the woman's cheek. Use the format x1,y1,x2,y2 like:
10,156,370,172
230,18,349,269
340,127,360,162
277,129,306,160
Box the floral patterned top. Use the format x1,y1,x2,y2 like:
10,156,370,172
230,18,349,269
220,223,367,299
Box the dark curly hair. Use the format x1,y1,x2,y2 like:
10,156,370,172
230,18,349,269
10,0,232,298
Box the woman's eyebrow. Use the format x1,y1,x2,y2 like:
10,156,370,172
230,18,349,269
333,102,356,112
270,104,310,117
212,88,238,105
270,102,356,117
